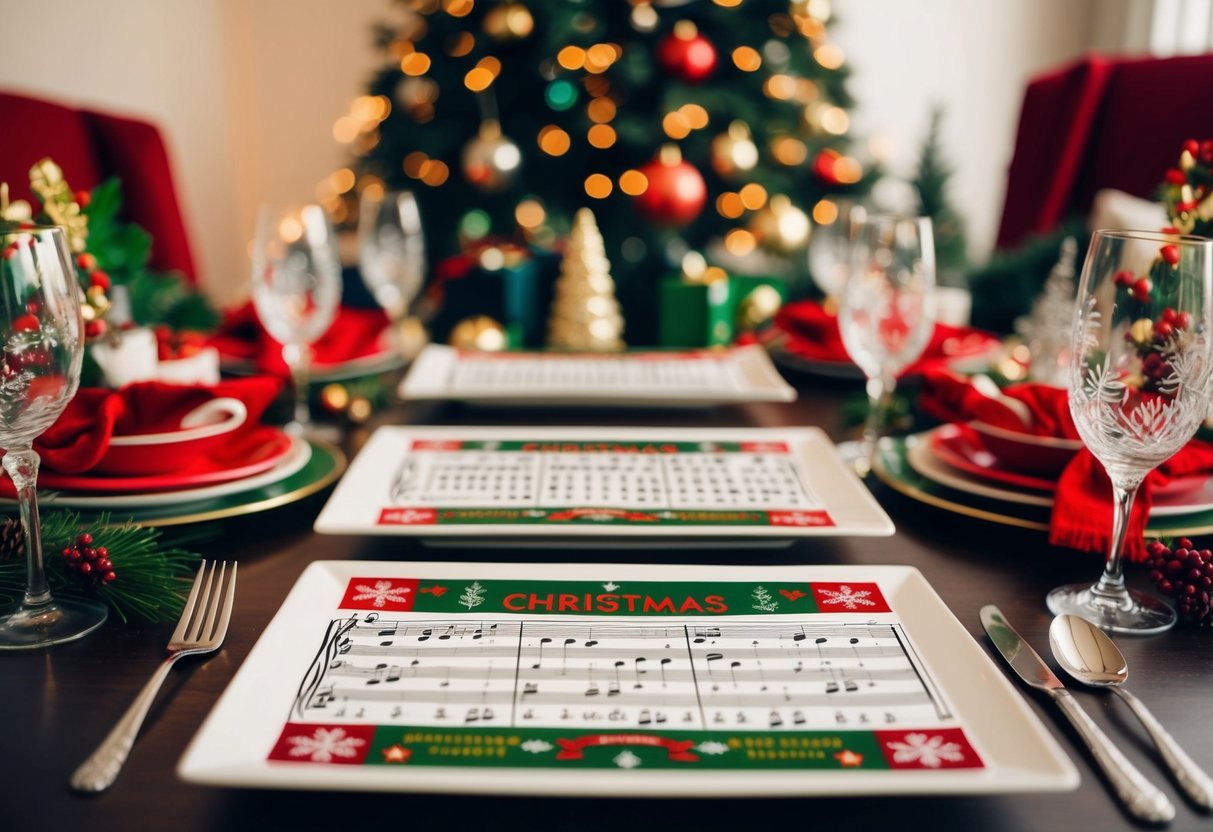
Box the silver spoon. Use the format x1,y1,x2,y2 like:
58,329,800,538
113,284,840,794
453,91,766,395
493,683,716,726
1050,613,1213,809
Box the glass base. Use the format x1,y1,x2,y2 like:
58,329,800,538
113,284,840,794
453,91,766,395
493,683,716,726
1046,582,1176,635
0,597,108,650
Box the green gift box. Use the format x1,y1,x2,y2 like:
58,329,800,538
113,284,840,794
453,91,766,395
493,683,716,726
658,275,787,348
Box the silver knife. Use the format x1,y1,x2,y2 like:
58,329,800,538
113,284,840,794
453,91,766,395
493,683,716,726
979,605,1174,824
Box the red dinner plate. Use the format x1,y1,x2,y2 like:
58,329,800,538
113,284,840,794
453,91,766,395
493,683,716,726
6,426,294,496
930,424,1057,492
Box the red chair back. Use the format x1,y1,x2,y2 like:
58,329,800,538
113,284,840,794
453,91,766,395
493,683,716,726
0,90,197,281
997,53,1213,249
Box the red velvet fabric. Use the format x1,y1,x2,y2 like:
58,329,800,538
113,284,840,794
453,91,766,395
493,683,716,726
0,90,198,282
997,54,1213,249
996,56,1114,247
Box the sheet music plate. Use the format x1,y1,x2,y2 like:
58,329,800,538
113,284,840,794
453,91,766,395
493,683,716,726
179,562,1076,796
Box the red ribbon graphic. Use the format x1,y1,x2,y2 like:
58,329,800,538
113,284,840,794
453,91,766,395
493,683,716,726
555,734,699,762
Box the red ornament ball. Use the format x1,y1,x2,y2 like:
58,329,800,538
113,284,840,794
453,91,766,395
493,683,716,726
812,149,842,186
657,22,717,84
634,150,707,227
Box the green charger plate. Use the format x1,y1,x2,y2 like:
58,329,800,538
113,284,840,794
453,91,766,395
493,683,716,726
69,439,346,528
873,434,1213,538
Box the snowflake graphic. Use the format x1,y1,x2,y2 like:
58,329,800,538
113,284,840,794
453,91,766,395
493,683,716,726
816,585,876,610
521,739,554,754
602,581,619,591
885,732,966,768
351,580,412,608
613,750,642,769
285,727,366,763
695,741,730,755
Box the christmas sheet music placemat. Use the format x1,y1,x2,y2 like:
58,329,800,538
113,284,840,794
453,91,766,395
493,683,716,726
178,562,1077,796
399,344,796,406
314,426,893,542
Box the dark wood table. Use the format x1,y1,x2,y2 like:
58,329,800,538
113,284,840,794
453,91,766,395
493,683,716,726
8,378,1213,831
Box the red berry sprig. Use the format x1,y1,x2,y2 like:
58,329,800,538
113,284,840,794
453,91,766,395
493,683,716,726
1147,537,1213,625
61,532,117,587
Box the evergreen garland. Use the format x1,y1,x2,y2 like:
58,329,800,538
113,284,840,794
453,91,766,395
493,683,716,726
0,511,199,624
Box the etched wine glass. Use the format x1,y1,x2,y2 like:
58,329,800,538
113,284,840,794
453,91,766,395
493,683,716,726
358,189,425,356
1047,229,1213,634
250,204,342,436
0,226,106,649
837,214,936,475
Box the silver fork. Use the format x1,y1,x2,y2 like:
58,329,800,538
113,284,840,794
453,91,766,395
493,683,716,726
69,560,237,793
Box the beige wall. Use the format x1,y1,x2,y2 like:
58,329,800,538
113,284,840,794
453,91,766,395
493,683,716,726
834,0,1099,257
0,0,1106,303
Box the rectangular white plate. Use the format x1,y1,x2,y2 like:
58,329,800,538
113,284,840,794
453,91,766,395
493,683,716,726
314,426,893,540
399,344,796,406
178,561,1078,796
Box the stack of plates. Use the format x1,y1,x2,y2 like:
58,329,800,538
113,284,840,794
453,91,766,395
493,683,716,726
4,431,346,527
873,423,1213,536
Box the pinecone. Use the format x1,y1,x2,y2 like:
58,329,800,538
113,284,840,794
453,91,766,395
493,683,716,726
0,517,24,561
1147,538,1213,624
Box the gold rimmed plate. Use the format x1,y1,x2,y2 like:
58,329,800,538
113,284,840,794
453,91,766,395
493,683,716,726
875,434,1213,538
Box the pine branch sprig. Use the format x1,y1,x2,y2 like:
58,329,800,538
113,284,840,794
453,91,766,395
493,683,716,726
0,510,199,624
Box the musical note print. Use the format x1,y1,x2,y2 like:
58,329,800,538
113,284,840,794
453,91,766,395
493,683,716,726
292,615,944,732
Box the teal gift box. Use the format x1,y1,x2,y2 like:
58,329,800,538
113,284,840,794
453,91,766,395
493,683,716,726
429,246,559,347
659,274,787,348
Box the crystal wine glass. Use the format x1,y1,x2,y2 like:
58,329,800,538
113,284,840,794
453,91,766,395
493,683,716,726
250,204,342,435
807,198,866,305
358,189,426,356
1047,229,1213,634
837,214,937,475
0,226,106,649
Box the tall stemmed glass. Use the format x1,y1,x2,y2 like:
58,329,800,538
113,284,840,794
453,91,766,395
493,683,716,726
251,204,342,436
358,189,425,356
807,198,866,306
0,226,106,649
837,214,937,475
1048,230,1213,634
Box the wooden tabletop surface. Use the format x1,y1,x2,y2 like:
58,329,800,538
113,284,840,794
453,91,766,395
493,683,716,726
7,376,1213,831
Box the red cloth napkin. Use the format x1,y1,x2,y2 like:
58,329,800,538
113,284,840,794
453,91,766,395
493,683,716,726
209,303,389,376
917,368,1213,562
1051,443,1213,562
32,376,282,474
770,299,999,377
918,369,1079,438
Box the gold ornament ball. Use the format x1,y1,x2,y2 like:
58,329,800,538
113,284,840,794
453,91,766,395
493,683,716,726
347,397,374,424
710,122,759,178
449,316,508,351
748,195,811,254
320,383,350,414
737,285,783,330
484,1,534,41
462,123,522,193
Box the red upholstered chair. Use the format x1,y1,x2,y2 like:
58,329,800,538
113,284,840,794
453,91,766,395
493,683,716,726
0,90,197,282
996,53,1213,249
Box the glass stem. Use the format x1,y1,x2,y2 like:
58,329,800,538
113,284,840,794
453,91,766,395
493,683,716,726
860,372,896,469
2,449,48,607
282,343,312,429
1094,483,1136,599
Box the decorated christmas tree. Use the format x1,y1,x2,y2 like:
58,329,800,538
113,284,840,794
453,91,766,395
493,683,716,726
331,0,869,340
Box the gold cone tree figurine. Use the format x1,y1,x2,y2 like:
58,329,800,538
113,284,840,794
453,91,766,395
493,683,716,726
547,208,625,351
